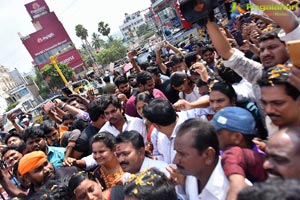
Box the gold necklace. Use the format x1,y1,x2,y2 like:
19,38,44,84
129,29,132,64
100,166,122,189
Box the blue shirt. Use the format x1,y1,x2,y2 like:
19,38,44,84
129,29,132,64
47,146,65,168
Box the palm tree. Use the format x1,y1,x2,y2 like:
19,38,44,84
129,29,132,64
75,24,88,42
98,21,111,40
91,32,105,50
75,24,98,72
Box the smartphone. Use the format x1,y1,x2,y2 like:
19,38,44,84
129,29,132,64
11,108,23,118
286,40,300,68
62,87,73,96
231,30,245,46
44,101,55,113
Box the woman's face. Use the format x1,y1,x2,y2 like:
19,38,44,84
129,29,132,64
74,179,103,200
209,90,234,112
136,100,146,118
92,141,114,166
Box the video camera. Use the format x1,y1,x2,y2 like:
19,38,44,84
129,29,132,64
179,0,219,25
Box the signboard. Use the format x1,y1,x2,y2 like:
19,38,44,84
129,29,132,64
22,13,72,58
25,0,50,20
36,48,85,71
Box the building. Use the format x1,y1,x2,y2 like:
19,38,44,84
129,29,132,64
0,65,41,114
20,0,86,76
119,11,146,39
150,0,187,32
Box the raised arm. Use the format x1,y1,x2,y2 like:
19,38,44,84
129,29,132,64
251,0,299,33
155,46,168,74
206,19,234,60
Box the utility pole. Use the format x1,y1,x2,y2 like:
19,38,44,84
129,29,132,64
49,55,69,87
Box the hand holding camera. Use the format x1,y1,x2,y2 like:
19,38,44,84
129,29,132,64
43,101,55,114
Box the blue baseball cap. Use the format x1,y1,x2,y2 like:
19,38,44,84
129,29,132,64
210,106,256,135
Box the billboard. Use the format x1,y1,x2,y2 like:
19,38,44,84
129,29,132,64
25,0,50,20
37,48,85,72
21,13,71,58
22,1,86,72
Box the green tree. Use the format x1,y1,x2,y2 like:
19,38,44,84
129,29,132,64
41,63,75,89
75,24,96,66
98,21,111,40
75,24,88,42
91,32,105,50
95,39,127,66
33,67,51,99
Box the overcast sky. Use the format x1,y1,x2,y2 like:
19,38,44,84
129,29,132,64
0,0,151,73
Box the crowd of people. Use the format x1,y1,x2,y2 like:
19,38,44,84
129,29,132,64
1,0,300,199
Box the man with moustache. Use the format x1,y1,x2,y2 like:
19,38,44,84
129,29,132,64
263,126,300,178
114,75,138,99
204,1,300,132
257,65,300,130
173,118,229,200
114,130,169,177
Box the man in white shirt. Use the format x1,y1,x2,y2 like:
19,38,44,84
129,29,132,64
98,94,147,143
143,98,212,164
114,130,169,177
173,118,229,200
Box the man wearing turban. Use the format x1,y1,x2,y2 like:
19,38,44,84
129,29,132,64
0,151,77,199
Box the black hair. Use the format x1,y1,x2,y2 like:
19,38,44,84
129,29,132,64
184,51,199,68
115,130,145,150
258,66,300,100
68,171,98,199
40,119,59,135
258,30,283,44
170,54,184,65
98,94,121,112
210,82,237,104
103,76,111,83
170,72,190,88
165,61,175,68
201,44,215,55
87,96,106,122
62,113,75,122
135,92,153,106
194,41,205,48
237,178,300,200
114,75,128,87
91,131,116,150
4,132,22,145
1,145,21,157
128,73,136,80
176,118,220,158
139,63,150,71
30,179,69,200
146,66,160,75
143,98,177,126
217,64,243,84
22,126,45,143
124,168,177,200
71,118,89,131
136,71,153,86
195,78,208,87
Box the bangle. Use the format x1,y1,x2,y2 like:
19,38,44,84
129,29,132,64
61,103,67,109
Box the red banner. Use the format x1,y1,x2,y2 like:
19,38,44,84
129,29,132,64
25,0,50,20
